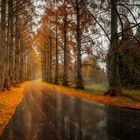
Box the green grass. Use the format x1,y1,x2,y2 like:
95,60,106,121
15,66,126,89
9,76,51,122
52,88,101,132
117,98,136,104
85,82,140,99
85,82,108,92
122,89,140,98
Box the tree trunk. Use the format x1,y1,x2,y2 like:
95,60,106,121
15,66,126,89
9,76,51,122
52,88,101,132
15,31,20,84
106,0,121,96
46,43,49,82
54,26,59,84
19,42,24,82
7,0,14,87
62,15,68,86
14,0,20,84
75,0,84,89
0,0,7,90
41,43,47,82
48,35,52,83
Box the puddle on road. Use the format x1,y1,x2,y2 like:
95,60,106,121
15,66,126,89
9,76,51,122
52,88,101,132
0,88,140,140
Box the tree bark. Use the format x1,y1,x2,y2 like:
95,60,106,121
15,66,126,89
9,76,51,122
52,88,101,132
19,41,24,82
7,0,14,87
0,0,7,90
41,43,47,82
54,26,59,84
15,22,20,84
75,0,84,89
48,35,52,83
62,15,68,86
106,0,121,96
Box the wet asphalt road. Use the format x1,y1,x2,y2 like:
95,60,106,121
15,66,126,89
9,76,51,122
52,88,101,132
0,81,140,140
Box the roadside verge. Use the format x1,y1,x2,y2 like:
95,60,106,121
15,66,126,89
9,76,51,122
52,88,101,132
0,82,28,135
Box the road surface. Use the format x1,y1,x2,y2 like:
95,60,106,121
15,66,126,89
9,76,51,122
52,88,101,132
0,81,140,140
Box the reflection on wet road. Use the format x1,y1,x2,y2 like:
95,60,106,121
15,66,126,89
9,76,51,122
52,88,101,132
0,81,140,140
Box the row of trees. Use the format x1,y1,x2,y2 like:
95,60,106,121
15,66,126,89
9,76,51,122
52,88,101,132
35,0,140,95
34,0,105,88
0,0,38,90
0,0,138,94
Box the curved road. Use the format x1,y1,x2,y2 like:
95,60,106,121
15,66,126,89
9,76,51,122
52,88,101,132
0,81,140,140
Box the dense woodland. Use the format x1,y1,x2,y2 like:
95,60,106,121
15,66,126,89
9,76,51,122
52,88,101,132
0,0,140,96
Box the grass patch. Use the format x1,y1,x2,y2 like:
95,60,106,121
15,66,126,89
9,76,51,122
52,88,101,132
85,82,108,93
0,82,28,135
122,89,140,98
116,98,136,104
85,83,140,99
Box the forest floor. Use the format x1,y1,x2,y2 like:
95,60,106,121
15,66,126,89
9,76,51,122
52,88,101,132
0,82,28,135
41,82,140,109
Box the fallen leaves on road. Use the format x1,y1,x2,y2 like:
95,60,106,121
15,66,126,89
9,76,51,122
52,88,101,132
41,82,140,109
0,82,28,135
